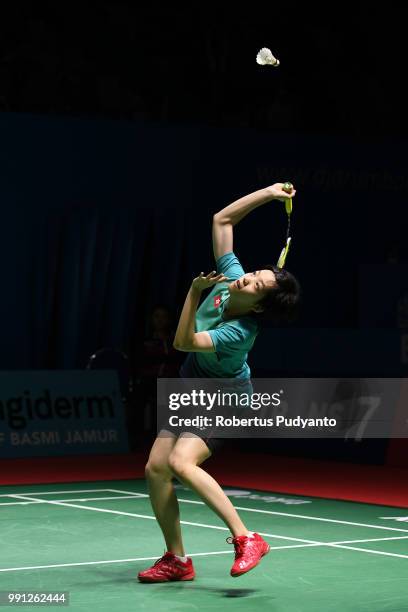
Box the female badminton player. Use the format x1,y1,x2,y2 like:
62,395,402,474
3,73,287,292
138,182,301,582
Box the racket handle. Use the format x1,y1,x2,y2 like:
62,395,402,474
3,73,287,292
282,182,293,215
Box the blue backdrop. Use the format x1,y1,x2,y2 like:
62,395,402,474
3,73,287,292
1,112,407,374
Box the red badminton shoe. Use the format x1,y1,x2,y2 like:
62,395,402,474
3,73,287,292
137,552,195,583
227,533,270,577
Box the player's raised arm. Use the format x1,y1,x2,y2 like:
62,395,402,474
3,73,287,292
212,183,296,260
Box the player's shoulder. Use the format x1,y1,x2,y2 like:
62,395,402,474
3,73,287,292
239,315,259,335
221,315,259,335
216,251,245,280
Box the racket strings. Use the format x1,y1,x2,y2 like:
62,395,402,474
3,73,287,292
286,213,291,242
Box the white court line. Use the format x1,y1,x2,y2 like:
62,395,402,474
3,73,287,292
0,489,123,498
268,543,408,559
9,494,408,560
0,495,146,507
5,486,407,535
333,536,408,544
229,504,408,534
0,550,234,573
6,486,408,536
9,494,318,545
108,488,408,534
2,536,408,574
321,545,408,560
261,536,408,553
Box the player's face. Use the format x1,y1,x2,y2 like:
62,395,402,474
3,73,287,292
228,269,276,311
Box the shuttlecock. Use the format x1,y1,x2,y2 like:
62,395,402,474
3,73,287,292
256,47,280,67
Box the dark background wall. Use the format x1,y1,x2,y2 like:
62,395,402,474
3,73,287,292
1,112,407,373
1,3,407,140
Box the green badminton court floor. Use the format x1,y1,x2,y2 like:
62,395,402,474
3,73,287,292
1,479,408,611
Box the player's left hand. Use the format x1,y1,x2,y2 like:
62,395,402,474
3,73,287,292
192,271,230,292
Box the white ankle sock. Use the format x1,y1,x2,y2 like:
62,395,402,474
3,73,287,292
246,531,255,537
175,554,188,563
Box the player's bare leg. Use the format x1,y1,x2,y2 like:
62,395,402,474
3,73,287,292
144,434,185,556
168,434,249,536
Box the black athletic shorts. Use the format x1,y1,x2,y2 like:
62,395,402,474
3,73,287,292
158,373,224,455
158,372,252,455
158,428,224,455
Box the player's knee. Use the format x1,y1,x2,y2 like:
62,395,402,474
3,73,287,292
168,451,192,479
145,458,171,480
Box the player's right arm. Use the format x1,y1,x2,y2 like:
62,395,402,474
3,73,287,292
212,183,295,260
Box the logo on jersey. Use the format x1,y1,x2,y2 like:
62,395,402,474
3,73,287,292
214,295,221,308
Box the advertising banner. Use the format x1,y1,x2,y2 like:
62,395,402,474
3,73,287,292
0,371,129,457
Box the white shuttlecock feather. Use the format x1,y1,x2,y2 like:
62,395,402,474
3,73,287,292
256,47,280,67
